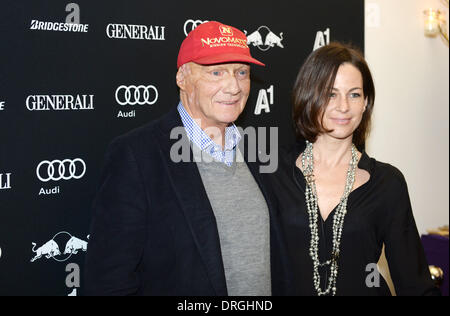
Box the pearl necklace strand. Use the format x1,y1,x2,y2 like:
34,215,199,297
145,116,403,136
302,141,358,296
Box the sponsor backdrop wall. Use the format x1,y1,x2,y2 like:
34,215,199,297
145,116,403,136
0,0,364,295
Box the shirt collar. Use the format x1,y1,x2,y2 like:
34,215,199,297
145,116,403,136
177,101,241,159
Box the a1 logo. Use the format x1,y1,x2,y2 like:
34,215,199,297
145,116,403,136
255,85,274,115
313,28,330,51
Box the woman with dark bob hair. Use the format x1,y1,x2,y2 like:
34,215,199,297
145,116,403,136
268,42,439,296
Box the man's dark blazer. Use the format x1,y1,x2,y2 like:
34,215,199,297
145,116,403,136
84,106,293,296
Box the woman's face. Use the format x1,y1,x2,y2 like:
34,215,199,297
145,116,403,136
321,63,367,141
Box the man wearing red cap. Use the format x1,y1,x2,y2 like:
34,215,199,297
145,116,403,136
85,21,291,296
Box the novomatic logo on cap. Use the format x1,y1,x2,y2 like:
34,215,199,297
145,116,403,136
219,25,233,36
177,21,265,68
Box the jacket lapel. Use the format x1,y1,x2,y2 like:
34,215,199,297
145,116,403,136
155,108,228,296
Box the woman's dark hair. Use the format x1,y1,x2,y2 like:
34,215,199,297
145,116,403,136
292,42,375,149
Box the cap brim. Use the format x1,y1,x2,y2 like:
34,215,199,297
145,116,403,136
193,53,265,67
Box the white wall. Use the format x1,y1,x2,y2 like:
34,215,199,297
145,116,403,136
365,0,449,236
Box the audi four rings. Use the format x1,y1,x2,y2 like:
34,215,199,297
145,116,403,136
115,85,159,106
36,159,86,182
183,19,208,36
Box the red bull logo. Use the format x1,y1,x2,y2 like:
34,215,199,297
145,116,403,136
30,231,89,262
245,26,284,51
31,240,61,262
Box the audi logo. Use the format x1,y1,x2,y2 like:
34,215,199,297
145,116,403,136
36,159,86,182
183,19,208,36
115,85,159,106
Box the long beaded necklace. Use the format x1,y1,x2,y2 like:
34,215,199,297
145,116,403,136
301,140,358,296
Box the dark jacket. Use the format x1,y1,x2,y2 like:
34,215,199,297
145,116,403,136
84,107,293,296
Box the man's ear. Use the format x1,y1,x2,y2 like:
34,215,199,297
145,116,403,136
176,64,189,90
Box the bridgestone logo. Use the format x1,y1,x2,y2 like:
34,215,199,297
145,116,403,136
30,20,89,32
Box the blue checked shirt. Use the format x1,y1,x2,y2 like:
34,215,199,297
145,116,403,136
177,102,241,166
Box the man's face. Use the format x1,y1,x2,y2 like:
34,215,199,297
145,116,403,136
177,62,251,131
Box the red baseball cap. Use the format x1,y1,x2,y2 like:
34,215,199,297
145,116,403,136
177,21,265,68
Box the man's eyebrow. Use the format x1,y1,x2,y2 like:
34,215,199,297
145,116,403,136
204,66,225,71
